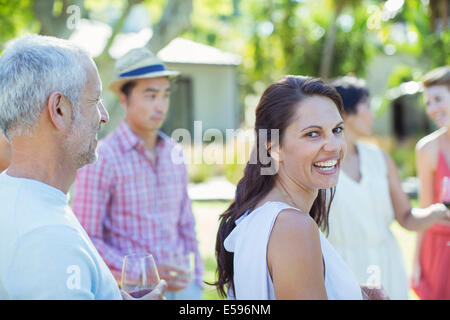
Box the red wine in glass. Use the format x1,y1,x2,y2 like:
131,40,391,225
129,288,154,298
121,253,160,299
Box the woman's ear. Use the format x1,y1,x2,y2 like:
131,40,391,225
47,92,71,130
267,141,282,163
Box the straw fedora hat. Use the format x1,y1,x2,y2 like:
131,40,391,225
109,47,180,95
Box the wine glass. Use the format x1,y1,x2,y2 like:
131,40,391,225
121,253,160,298
440,176,450,209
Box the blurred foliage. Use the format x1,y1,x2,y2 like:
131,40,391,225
387,64,415,88
186,139,249,185
184,0,449,125
1,0,448,97
188,162,219,184
186,0,378,100
224,158,246,186
372,134,419,179
399,0,450,68
0,0,37,50
1,0,449,182
1,0,448,107
390,139,418,179
187,158,246,185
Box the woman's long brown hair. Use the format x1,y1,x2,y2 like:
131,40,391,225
212,75,344,298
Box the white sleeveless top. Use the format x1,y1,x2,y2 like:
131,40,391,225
327,142,408,299
224,201,363,300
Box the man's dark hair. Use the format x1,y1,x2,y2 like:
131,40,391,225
120,81,137,98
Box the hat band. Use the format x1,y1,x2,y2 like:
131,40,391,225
119,64,166,78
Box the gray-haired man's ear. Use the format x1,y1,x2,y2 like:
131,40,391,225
47,92,71,131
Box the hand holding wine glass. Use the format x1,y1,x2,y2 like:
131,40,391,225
121,253,166,300
158,251,195,292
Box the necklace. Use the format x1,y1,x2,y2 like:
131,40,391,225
277,180,299,209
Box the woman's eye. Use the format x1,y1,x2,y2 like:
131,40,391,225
306,131,319,138
333,126,344,134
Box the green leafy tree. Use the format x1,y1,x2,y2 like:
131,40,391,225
0,0,37,49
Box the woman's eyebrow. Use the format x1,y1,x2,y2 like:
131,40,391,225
301,125,322,132
301,121,344,132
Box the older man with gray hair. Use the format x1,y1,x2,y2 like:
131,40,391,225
0,34,166,299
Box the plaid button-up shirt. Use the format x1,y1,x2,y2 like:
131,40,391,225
72,121,203,286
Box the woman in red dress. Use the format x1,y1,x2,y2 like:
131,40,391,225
413,66,450,299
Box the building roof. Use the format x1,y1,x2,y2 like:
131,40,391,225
385,81,423,100
158,38,241,66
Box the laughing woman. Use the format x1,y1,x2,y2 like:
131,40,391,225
214,76,366,300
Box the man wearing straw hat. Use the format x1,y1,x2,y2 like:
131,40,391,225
72,47,204,300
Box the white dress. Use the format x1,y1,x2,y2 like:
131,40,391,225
327,141,409,300
224,201,363,300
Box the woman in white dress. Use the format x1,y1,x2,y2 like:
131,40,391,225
213,75,387,300
327,76,449,300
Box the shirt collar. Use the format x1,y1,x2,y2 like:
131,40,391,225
116,121,139,152
116,121,167,153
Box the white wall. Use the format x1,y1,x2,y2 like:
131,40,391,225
165,63,240,133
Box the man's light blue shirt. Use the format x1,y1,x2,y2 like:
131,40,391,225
0,172,122,299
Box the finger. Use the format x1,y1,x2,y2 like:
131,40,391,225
120,290,134,300
173,278,191,287
160,273,180,282
156,279,168,294
166,283,186,293
160,271,191,283
146,290,162,300
149,288,165,300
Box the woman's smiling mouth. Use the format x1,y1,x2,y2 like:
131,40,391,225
313,159,339,174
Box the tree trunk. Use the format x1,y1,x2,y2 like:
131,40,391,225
319,2,345,80
439,0,448,30
32,0,84,39
147,0,193,52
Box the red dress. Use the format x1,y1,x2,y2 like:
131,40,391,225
412,151,450,299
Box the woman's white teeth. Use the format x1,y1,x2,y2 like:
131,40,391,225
314,160,337,168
